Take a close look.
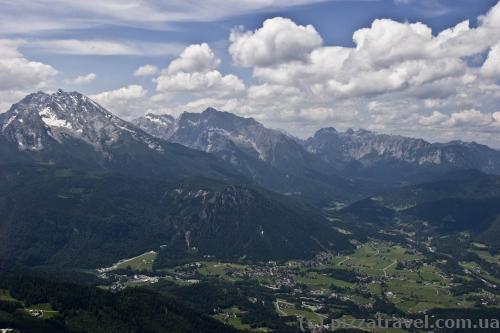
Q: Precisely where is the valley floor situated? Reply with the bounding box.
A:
[93,226,500,332]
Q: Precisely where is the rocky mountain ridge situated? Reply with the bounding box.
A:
[1,89,163,153]
[0,90,241,183]
[134,107,500,187]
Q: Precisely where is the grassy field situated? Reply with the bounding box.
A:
[0,289,17,302]
[471,249,500,265]
[333,227,352,235]
[418,266,446,283]
[385,279,460,313]
[213,307,269,332]
[275,300,326,325]
[0,289,61,320]
[24,303,60,319]
[196,261,247,282]
[332,242,423,278]
[471,242,489,250]
[115,251,157,271]
[295,271,353,289]
[460,261,500,284]
[317,241,477,313]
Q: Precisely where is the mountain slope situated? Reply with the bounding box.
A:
[359,169,500,210]
[155,177,353,264]
[133,108,361,205]
[1,89,160,153]
[131,113,176,139]
[0,90,242,183]
[304,127,500,185]
[134,108,302,166]
[135,108,500,202]
[0,166,352,268]
[341,170,500,247]
[0,273,241,333]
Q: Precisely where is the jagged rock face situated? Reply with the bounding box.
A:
[304,127,500,175]
[0,89,163,153]
[169,108,303,167]
[131,113,176,141]
[0,90,243,184]
[135,108,500,176]
[133,106,500,193]
[132,108,358,204]
[305,128,433,167]
[133,107,313,169]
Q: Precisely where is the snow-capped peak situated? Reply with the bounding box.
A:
[0,90,163,153]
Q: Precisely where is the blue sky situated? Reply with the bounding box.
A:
[1,0,500,146]
[13,0,498,93]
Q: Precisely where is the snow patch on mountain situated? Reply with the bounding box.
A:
[0,89,166,153]
[39,107,74,130]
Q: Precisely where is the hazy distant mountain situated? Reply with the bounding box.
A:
[133,108,361,205]
[0,90,239,182]
[304,127,500,184]
[341,170,500,247]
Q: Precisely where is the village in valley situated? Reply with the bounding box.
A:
[95,233,500,332]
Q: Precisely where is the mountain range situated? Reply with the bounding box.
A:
[1,89,500,267]
[0,90,240,183]
[134,108,360,206]
[2,89,500,204]
[0,90,353,268]
[133,108,500,190]
[304,127,500,185]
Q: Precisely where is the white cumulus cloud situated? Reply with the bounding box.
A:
[0,39,58,91]
[229,17,322,67]
[155,43,244,96]
[156,71,244,94]
[91,85,146,107]
[65,73,96,85]
[214,1,500,146]
[167,43,220,74]
[444,109,493,127]
[481,43,500,79]
[134,64,158,77]
[418,111,448,126]
[90,85,152,119]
